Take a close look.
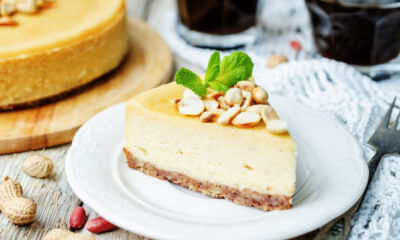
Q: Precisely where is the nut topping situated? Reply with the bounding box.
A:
[252,87,268,104]
[217,96,230,110]
[1,0,17,16]
[217,104,240,125]
[173,74,289,131]
[200,109,225,123]
[261,105,279,123]
[232,112,261,127]
[0,15,16,25]
[203,99,219,111]
[0,0,55,26]
[16,0,37,13]
[178,97,205,116]
[266,120,288,134]
[224,88,243,107]
[240,90,253,111]
[237,81,256,92]
[246,104,269,114]
[206,91,224,100]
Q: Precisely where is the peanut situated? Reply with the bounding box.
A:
[261,105,279,123]
[267,120,288,134]
[23,153,54,178]
[0,0,55,27]
[224,88,243,106]
[1,0,17,16]
[85,217,116,234]
[2,197,36,225]
[246,104,269,114]
[232,112,261,128]
[0,176,23,208]
[252,87,269,104]
[178,97,205,116]
[240,90,253,111]
[206,91,224,100]
[217,96,229,110]
[0,16,16,25]
[217,104,241,125]
[266,54,288,68]
[237,81,256,92]
[43,228,95,240]
[202,99,219,111]
[69,206,87,229]
[0,177,36,225]
[200,109,225,123]
[16,0,37,13]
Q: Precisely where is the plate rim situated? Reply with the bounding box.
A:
[66,96,368,240]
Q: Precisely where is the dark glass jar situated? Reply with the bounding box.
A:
[177,0,260,49]
[306,0,400,66]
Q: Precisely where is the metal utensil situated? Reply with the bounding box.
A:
[313,98,400,240]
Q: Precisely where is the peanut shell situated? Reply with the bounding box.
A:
[23,153,54,178]
[0,176,23,208]
[2,197,36,225]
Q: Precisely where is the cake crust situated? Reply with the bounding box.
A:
[123,148,292,211]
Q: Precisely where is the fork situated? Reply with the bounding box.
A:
[313,97,400,240]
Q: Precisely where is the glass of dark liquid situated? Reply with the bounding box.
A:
[177,0,261,49]
[305,0,400,79]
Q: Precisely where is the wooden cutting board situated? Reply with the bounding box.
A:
[0,18,173,154]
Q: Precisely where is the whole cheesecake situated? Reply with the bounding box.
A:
[0,0,129,110]
[124,81,297,211]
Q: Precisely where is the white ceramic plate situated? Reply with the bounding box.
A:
[65,95,368,240]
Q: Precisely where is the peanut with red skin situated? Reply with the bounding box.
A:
[69,207,87,229]
[85,217,116,234]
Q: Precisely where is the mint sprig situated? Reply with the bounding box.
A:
[174,51,254,97]
[204,51,220,85]
[175,68,207,97]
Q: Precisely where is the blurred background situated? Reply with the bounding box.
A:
[127,0,400,90]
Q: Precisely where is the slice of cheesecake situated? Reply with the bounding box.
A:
[124,81,297,211]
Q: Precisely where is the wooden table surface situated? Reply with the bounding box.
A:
[0,1,199,239]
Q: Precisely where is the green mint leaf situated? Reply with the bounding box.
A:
[204,50,220,84]
[175,67,207,97]
[207,81,230,93]
[214,51,254,87]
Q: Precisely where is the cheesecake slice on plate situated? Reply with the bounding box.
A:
[124,51,297,211]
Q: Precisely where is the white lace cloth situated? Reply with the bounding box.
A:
[153,1,400,239]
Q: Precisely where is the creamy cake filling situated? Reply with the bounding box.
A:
[124,149,292,211]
